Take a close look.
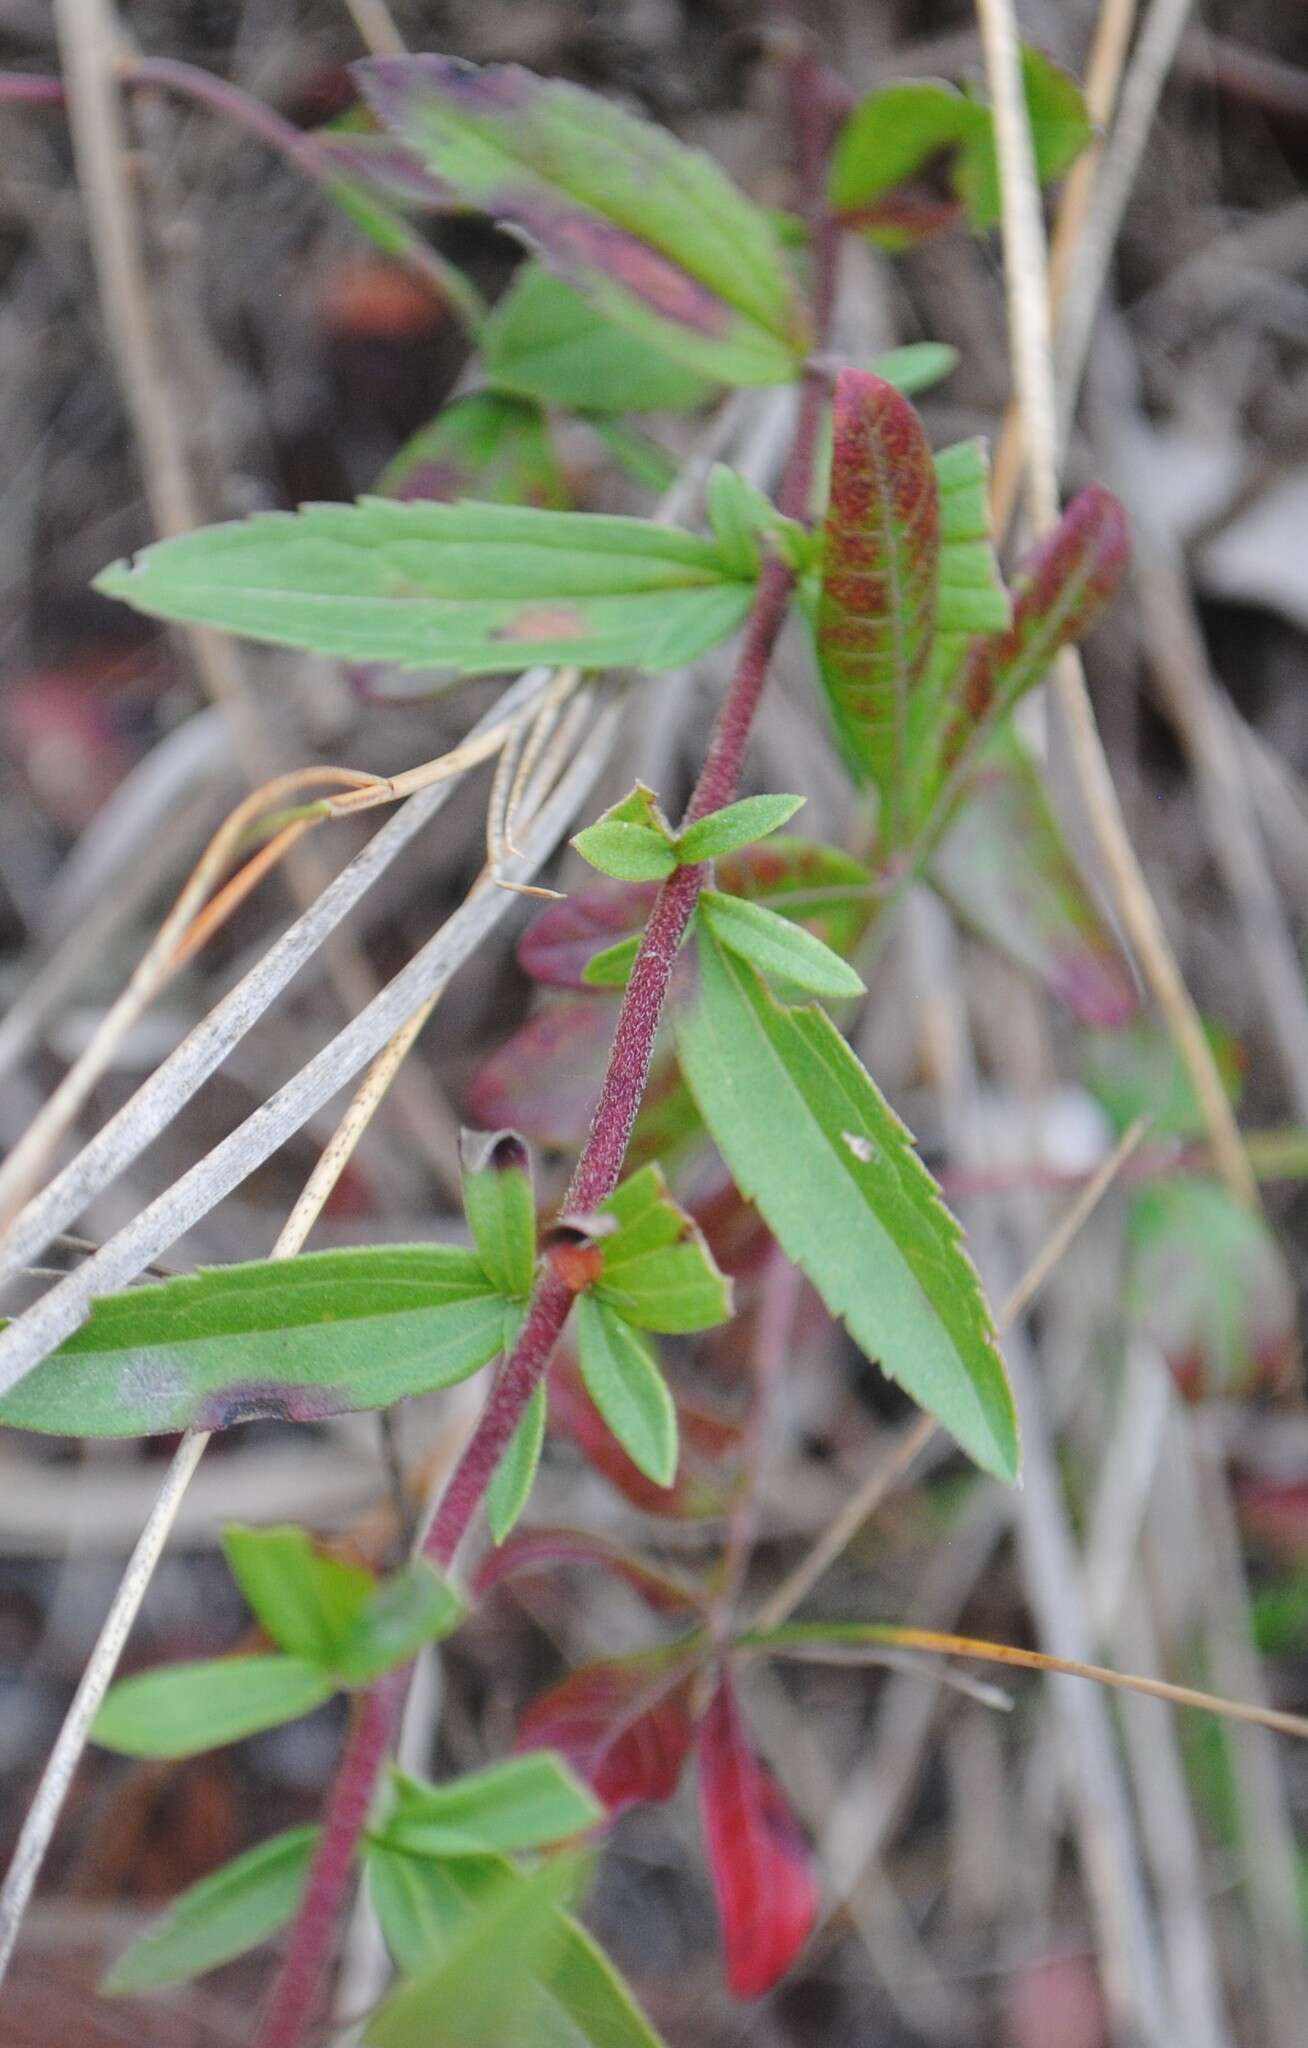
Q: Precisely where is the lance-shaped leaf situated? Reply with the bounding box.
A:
[548,1352,728,1519]
[698,890,866,1000]
[460,1129,537,1299]
[0,1245,510,1437]
[365,1844,666,2048]
[94,501,754,679]
[93,1656,335,1759]
[696,1673,817,2000]
[1125,1177,1297,1402]
[576,1295,677,1486]
[673,928,1018,1481]
[483,260,716,414]
[103,1826,318,1994]
[385,1756,601,1858]
[222,1524,374,1665]
[574,784,678,882]
[520,839,875,991]
[486,1382,548,1546]
[929,723,1138,1025]
[356,56,809,387]
[815,371,940,843]
[675,793,805,865]
[931,485,1130,795]
[516,1652,700,1816]
[593,1161,733,1335]
[376,390,569,509]
[332,1561,465,1683]
[474,1526,703,1614]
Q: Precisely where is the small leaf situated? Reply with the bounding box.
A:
[706,467,813,578]
[582,934,642,989]
[222,1524,374,1665]
[0,1245,511,1438]
[103,1827,318,1993]
[460,1128,537,1299]
[576,1295,678,1486]
[829,80,987,221]
[377,390,569,509]
[1083,1016,1244,1141]
[516,1652,700,1815]
[675,793,805,865]
[474,1526,702,1614]
[673,929,1018,1481]
[356,56,809,388]
[929,723,1138,1025]
[384,1755,601,1858]
[95,501,754,680]
[484,262,717,414]
[548,1351,726,1519]
[487,1382,548,1545]
[365,1848,583,2048]
[955,48,1093,231]
[815,370,940,845]
[1125,1177,1296,1401]
[593,1161,733,1334]
[520,839,874,990]
[696,1673,817,1999]
[366,1843,667,2048]
[333,1561,464,1683]
[932,485,1130,794]
[93,1655,334,1759]
[865,342,959,395]
[573,784,677,881]
[698,889,866,999]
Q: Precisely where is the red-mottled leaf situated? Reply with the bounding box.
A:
[549,1350,729,1518]
[356,56,808,387]
[696,1673,817,1999]
[516,1653,700,1816]
[519,840,873,990]
[467,998,617,1149]
[474,1526,703,1614]
[929,723,1138,1025]
[816,370,940,846]
[931,486,1129,795]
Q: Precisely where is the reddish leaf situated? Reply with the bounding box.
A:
[517,1653,699,1816]
[518,840,873,990]
[549,1351,728,1518]
[1234,1478,1308,1564]
[466,998,617,1148]
[473,1527,702,1614]
[934,485,1129,785]
[696,1673,818,1999]
[816,369,940,842]
[929,723,1138,1026]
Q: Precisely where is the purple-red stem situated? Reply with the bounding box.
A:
[255,48,842,2048]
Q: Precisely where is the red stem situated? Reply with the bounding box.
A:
[256,42,844,2048]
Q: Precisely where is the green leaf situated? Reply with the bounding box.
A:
[487,1381,548,1544]
[933,439,1010,638]
[574,784,678,881]
[1125,1177,1296,1401]
[377,391,569,510]
[829,80,988,219]
[384,1756,602,1857]
[676,793,805,865]
[365,1848,583,2047]
[93,1655,335,1759]
[333,1561,465,1684]
[483,262,716,414]
[1083,1016,1244,1141]
[222,1524,374,1665]
[929,484,1129,802]
[705,466,813,578]
[955,47,1093,231]
[815,370,940,844]
[673,929,1018,1481]
[581,934,642,989]
[356,56,809,388]
[698,889,866,999]
[103,1827,317,1993]
[0,1244,511,1437]
[576,1294,678,1487]
[460,1128,537,1299]
[866,342,959,396]
[94,500,755,679]
[366,1844,664,2048]
[929,723,1137,1025]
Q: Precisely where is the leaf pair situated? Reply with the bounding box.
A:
[94,1525,463,1760]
